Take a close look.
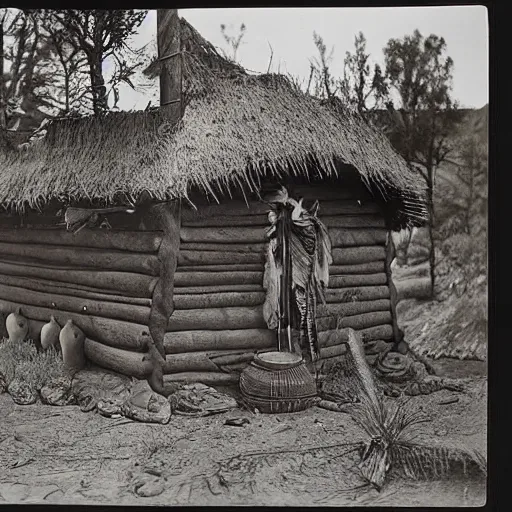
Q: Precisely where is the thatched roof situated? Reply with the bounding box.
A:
[0,18,427,226]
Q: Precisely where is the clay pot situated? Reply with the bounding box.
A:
[5,307,29,342]
[59,319,86,372]
[41,316,61,350]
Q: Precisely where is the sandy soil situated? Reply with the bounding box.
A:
[0,358,487,507]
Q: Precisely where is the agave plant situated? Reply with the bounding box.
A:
[350,391,486,490]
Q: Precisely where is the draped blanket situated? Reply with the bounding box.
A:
[263,187,332,361]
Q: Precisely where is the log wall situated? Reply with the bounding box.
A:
[294,181,396,368]
[158,178,397,384]
[0,217,162,360]
[1,176,399,384]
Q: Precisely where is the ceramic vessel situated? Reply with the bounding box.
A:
[59,319,86,372]
[5,307,29,342]
[41,316,61,350]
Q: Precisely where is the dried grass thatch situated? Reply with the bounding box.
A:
[0,18,427,226]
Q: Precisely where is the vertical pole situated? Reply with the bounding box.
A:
[278,205,293,352]
[145,9,183,396]
[157,9,182,120]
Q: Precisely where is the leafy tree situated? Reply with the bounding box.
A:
[339,32,388,117]
[220,23,246,63]
[44,10,147,114]
[383,29,462,297]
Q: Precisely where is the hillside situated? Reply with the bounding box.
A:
[393,104,488,361]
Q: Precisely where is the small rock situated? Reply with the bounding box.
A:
[8,379,38,405]
[406,383,420,396]
[0,371,7,394]
[224,417,250,427]
[40,377,76,406]
[97,399,124,417]
[135,480,165,497]
[396,340,409,355]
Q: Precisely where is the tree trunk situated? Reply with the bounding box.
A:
[89,52,108,114]
[426,175,436,298]
[0,15,6,128]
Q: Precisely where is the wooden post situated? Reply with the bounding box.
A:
[385,230,402,347]
[157,9,182,121]
[145,9,183,396]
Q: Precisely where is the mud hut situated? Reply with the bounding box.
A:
[0,17,427,390]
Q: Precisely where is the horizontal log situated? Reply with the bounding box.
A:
[0,298,149,351]
[180,242,267,253]
[317,299,391,318]
[319,343,348,360]
[174,284,264,294]
[291,185,371,201]
[325,285,390,303]
[320,216,385,228]
[328,273,388,288]
[178,250,264,266]
[0,242,159,275]
[331,246,386,265]
[164,328,276,354]
[0,260,157,298]
[176,264,263,272]
[319,324,394,348]
[182,201,269,220]
[0,283,151,326]
[316,311,392,332]
[163,372,239,385]
[315,201,381,216]
[209,351,261,366]
[182,215,270,227]
[174,271,263,287]
[174,292,265,310]
[180,227,267,244]
[328,228,387,248]
[395,278,432,301]
[0,274,152,307]
[168,306,266,331]
[329,262,386,275]
[0,228,162,253]
[164,354,222,374]
[84,338,152,380]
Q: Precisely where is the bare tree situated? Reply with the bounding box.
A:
[220,23,246,63]
[339,32,388,118]
[310,32,336,100]
[44,10,147,115]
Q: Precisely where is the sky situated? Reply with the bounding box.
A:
[118,5,488,111]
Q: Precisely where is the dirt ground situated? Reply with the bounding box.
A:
[0,357,487,507]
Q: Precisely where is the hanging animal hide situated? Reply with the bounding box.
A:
[64,206,136,234]
[262,187,332,361]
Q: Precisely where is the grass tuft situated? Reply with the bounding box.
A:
[0,337,64,391]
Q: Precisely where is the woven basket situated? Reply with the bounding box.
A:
[239,351,318,414]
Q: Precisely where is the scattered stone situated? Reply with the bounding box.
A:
[395,340,409,355]
[135,479,165,498]
[8,379,38,405]
[173,383,238,417]
[0,371,6,394]
[224,417,250,427]
[97,398,124,417]
[40,376,76,406]
[406,382,421,396]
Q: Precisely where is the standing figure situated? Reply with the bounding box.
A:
[263,187,332,362]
